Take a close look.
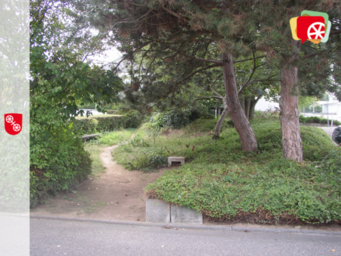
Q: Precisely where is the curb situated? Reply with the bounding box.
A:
[30,214,341,236]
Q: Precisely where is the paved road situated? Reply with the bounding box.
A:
[30,218,341,256]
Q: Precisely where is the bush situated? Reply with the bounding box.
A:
[299,115,341,126]
[72,118,98,135]
[72,111,142,135]
[305,116,322,123]
[150,108,209,130]
[30,128,92,208]
[299,115,306,123]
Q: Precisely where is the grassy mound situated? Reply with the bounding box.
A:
[113,117,340,224]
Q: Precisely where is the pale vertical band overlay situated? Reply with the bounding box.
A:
[0,0,30,255]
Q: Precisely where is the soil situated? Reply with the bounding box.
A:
[31,145,175,222]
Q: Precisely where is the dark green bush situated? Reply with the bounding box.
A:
[72,118,98,135]
[299,115,341,126]
[72,111,142,135]
[305,116,321,123]
[299,115,306,123]
[150,108,209,130]
[30,128,92,208]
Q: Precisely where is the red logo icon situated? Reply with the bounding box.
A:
[4,113,22,135]
[297,16,325,44]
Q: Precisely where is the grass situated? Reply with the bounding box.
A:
[84,144,105,178]
[84,129,136,177]
[113,116,341,224]
[85,129,136,146]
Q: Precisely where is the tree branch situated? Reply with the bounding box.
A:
[212,88,223,98]
[301,48,335,60]
[193,96,223,102]
[238,52,257,95]
[233,55,265,64]
[168,46,223,65]
[175,63,222,85]
[111,42,150,71]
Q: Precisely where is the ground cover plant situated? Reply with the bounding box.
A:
[113,117,341,224]
[84,129,136,177]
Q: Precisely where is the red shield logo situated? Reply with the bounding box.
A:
[4,113,22,135]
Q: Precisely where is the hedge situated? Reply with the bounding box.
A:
[30,128,92,208]
[72,111,141,135]
[299,115,341,126]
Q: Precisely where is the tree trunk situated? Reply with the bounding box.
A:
[280,39,303,162]
[221,51,258,152]
[249,95,262,120]
[212,96,228,140]
[249,99,256,120]
[245,96,251,120]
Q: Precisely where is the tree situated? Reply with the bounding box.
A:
[79,0,274,152]
[249,1,341,162]
[30,0,124,206]
[78,0,341,158]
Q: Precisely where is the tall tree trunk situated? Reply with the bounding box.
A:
[280,39,303,162]
[212,96,228,140]
[246,96,251,120]
[249,96,261,120]
[222,51,258,152]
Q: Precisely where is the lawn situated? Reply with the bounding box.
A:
[112,116,341,224]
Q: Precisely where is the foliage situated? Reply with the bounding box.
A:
[149,108,208,130]
[96,129,135,146]
[30,128,92,208]
[72,113,141,135]
[30,0,123,207]
[119,118,339,224]
[146,160,341,224]
[113,118,335,171]
[83,145,105,178]
[299,115,341,126]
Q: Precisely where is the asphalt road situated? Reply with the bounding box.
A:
[30,218,341,256]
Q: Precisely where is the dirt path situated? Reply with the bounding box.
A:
[31,144,172,222]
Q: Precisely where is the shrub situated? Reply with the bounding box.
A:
[30,127,92,208]
[150,108,209,130]
[299,115,341,126]
[72,118,98,135]
[305,116,321,123]
[299,115,306,123]
[72,111,142,135]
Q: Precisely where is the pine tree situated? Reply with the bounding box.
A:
[78,0,341,158]
[248,1,341,161]
[80,0,270,152]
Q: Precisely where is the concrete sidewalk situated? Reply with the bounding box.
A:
[30,217,341,256]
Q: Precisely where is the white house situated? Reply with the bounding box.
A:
[319,101,341,115]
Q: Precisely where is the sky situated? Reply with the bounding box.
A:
[87,47,122,68]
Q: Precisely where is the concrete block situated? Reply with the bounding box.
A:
[168,156,185,167]
[171,205,203,224]
[146,199,170,223]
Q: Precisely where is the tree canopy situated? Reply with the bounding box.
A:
[75,0,341,159]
